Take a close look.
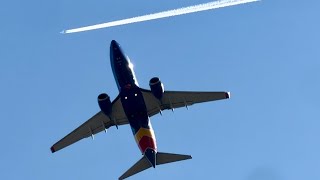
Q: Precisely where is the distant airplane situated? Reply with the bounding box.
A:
[51,40,230,179]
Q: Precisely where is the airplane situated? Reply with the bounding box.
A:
[51,40,230,179]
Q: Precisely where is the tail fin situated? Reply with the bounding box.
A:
[119,152,191,180]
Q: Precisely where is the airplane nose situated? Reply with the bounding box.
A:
[110,40,119,50]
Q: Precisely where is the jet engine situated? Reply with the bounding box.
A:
[98,93,112,116]
[149,77,164,99]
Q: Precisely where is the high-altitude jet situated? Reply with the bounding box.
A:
[51,40,230,179]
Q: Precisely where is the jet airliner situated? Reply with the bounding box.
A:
[51,40,230,179]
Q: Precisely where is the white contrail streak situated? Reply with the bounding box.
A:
[62,0,259,34]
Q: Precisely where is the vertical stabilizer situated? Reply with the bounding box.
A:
[144,148,156,168]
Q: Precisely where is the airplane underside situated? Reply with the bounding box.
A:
[50,40,230,179]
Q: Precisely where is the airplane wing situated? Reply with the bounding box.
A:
[51,95,128,153]
[140,89,230,117]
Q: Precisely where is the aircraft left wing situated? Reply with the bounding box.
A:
[140,89,230,117]
[51,95,128,153]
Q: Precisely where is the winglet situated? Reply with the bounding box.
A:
[50,146,56,153]
[225,92,231,99]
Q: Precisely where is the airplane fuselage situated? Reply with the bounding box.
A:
[110,40,157,162]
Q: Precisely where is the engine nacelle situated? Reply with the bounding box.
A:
[98,93,112,116]
[149,77,164,99]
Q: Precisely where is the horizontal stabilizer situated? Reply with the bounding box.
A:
[119,152,191,179]
[156,152,192,165]
[119,156,151,180]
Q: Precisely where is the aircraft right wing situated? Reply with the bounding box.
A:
[140,89,230,117]
[50,95,128,153]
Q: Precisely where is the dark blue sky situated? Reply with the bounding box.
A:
[1,0,320,179]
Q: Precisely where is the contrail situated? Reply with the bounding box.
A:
[61,0,259,34]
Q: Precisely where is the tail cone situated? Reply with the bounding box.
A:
[144,148,156,168]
